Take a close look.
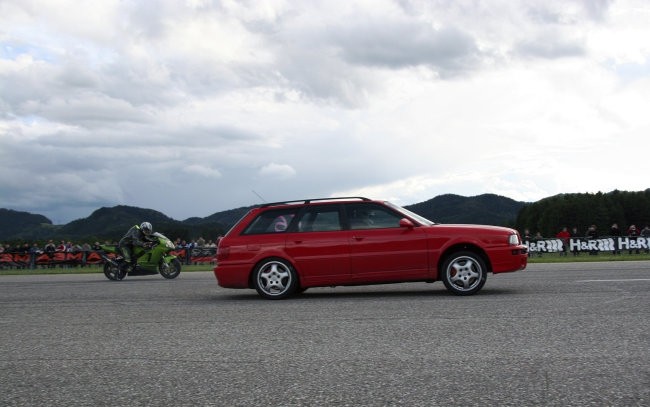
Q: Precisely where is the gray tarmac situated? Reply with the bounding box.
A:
[1,261,649,406]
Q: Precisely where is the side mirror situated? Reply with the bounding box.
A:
[399,218,415,229]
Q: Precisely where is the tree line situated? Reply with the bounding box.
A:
[515,189,650,237]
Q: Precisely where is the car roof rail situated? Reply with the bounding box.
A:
[260,197,371,208]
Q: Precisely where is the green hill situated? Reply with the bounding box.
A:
[405,193,524,226]
[3,189,649,242]
[0,209,54,240]
[0,194,522,242]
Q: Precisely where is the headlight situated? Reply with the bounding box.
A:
[508,233,520,245]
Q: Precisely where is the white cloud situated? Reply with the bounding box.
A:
[259,163,296,179]
[182,164,222,179]
[1,0,650,223]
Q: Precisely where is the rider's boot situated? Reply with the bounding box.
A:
[119,257,133,278]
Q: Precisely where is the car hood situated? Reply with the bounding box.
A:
[424,223,517,235]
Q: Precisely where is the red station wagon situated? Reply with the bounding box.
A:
[214,197,527,299]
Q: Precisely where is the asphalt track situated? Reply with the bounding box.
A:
[1,262,649,406]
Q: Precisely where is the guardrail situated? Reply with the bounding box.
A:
[0,247,218,269]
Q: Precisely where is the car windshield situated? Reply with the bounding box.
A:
[385,201,436,226]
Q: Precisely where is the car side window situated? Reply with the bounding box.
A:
[345,203,402,230]
[297,207,342,232]
[242,208,298,234]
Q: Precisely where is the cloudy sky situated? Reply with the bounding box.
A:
[1,0,649,224]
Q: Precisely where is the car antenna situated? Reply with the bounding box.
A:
[252,190,267,203]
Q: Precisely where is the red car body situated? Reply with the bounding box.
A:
[214,197,527,299]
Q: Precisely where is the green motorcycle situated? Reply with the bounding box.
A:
[98,232,182,281]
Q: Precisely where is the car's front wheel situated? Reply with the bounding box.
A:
[252,258,298,299]
[441,251,487,295]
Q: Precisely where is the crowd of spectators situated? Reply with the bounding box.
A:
[172,237,218,250]
[1,236,221,270]
[0,237,220,255]
[0,240,92,255]
[523,223,650,257]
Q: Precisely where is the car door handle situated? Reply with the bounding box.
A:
[352,236,364,241]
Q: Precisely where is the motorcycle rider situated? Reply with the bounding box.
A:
[119,222,155,269]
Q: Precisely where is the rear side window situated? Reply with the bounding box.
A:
[297,206,342,232]
[345,203,402,230]
[242,208,299,235]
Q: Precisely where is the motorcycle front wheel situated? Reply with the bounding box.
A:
[103,262,126,281]
[159,258,181,279]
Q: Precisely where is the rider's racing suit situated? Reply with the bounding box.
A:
[119,224,153,264]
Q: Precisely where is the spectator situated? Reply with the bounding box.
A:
[56,240,66,252]
[29,243,42,255]
[586,225,597,238]
[44,240,56,253]
[586,225,598,255]
[556,227,570,256]
[641,225,650,253]
[533,232,544,257]
[570,227,580,256]
[69,242,83,252]
[609,223,621,254]
[627,225,640,254]
[44,240,56,268]
[196,236,206,247]
[641,225,650,237]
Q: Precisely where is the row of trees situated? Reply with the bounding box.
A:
[515,189,650,237]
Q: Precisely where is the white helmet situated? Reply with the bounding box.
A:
[140,222,153,235]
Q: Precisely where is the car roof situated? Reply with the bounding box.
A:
[259,197,373,208]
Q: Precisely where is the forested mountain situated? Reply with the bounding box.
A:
[0,206,232,243]
[0,194,523,242]
[515,189,650,237]
[0,209,53,240]
[60,206,181,239]
[405,194,523,226]
[183,206,252,230]
[2,189,649,242]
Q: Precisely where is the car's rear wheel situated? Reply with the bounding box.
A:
[441,251,487,295]
[253,258,298,299]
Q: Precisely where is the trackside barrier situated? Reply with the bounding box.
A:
[0,248,218,269]
[525,236,650,253]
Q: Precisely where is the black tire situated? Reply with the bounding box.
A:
[159,258,181,279]
[441,251,487,295]
[103,262,126,281]
[252,258,298,299]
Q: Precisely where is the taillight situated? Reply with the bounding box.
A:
[217,246,230,260]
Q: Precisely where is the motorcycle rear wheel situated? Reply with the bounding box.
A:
[159,258,181,279]
[103,262,126,281]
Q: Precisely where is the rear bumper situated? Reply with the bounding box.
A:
[213,263,251,288]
